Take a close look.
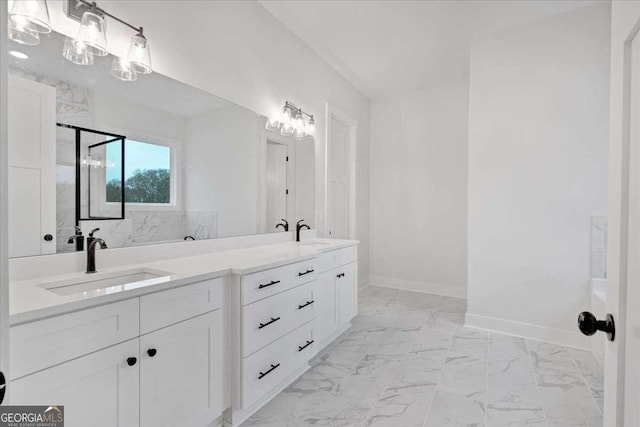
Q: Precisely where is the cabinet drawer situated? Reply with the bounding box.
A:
[10,299,139,379]
[315,246,358,273]
[242,281,316,357]
[241,321,314,409]
[241,260,316,305]
[140,278,222,335]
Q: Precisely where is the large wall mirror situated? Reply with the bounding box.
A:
[7,30,315,257]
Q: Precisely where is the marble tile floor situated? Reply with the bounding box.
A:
[242,285,604,427]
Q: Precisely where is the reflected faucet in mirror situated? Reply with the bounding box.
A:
[296,220,310,242]
[87,228,101,249]
[67,226,85,251]
[86,238,108,274]
[276,219,289,231]
[184,236,195,241]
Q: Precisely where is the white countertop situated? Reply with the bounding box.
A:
[10,238,358,325]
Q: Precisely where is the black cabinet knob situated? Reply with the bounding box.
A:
[126,357,137,366]
[43,234,53,241]
[578,312,615,341]
[147,348,157,358]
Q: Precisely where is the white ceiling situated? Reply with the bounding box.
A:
[259,0,604,99]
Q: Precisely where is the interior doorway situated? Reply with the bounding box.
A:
[326,104,356,240]
[265,140,289,233]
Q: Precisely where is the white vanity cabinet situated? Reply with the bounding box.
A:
[314,246,358,346]
[9,278,224,427]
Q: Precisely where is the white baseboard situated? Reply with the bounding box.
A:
[464,312,591,350]
[369,276,467,299]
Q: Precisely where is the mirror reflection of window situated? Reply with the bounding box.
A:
[106,140,172,205]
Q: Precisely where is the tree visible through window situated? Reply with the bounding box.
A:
[106,140,171,204]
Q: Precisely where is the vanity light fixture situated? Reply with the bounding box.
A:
[8,0,52,45]
[266,102,315,139]
[61,0,152,81]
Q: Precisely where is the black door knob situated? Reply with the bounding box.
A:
[43,234,53,241]
[0,371,5,405]
[147,348,157,357]
[126,357,137,366]
[578,312,615,341]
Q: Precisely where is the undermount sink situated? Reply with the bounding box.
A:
[40,268,173,296]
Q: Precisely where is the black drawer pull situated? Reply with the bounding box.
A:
[336,273,345,278]
[298,300,315,310]
[298,269,315,277]
[258,280,280,289]
[298,340,314,352]
[258,363,280,379]
[258,317,281,329]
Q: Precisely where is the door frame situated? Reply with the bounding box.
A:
[606,5,640,426]
[257,130,296,233]
[0,2,10,400]
[325,103,357,240]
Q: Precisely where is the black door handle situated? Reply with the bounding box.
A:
[258,317,281,329]
[0,371,5,405]
[258,280,280,289]
[127,357,137,366]
[147,348,157,358]
[298,269,314,277]
[298,300,314,310]
[578,312,615,341]
[258,363,280,379]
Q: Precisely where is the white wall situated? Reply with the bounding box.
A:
[184,105,260,238]
[44,0,371,285]
[466,4,611,348]
[369,81,469,298]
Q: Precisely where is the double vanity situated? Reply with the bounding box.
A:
[7,238,358,426]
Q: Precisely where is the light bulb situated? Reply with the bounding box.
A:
[111,56,138,82]
[75,11,108,56]
[280,121,294,136]
[63,37,94,66]
[282,107,292,124]
[294,112,304,130]
[307,116,316,135]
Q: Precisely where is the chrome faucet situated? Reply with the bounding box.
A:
[86,238,108,274]
[296,220,310,242]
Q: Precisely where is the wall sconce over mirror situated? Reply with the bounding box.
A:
[265,102,316,141]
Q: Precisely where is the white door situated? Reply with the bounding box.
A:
[606,5,640,426]
[9,339,140,427]
[336,262,357,326]
[265,141,288,232]
[328,117,350,239]
[140,311,223,427]
[7,75,56,257]
[313,272,338,344]
[619,26,640,427]
[0,5,9,403]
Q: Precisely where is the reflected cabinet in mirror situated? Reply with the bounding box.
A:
[7,31,315,257]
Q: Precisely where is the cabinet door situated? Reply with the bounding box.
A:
[9,339,140,427]
[140,310,223,427]
[337,262,358,326]
[314,272,338,344]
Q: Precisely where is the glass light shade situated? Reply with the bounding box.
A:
[126,33,152,74]
[281,107,292,125]
[294,113,305,130]
[294,127,306,141]
[63,37,94,66]
[280,122,294,137]
[75,11,108,56]
[307,118,316,135]
[8,15,40,45]
[265,117,280,131]
[111,57,137,82]
[9,0,51,34]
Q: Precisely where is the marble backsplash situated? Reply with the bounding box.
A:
[71,210,218,251]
